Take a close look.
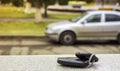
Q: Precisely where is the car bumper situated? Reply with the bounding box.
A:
[45,33,59,42]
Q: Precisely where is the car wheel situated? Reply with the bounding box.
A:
[117,34,120,44]
[59,31,76,45]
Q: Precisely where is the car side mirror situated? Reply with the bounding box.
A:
[81,21,87,24]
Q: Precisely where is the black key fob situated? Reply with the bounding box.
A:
[57,52,99,68]
[57,57,89,68]
[75,52,99,62]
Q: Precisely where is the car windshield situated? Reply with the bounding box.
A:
[70,13,87,22]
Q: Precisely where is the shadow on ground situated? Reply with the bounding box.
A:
[49,40,120,46]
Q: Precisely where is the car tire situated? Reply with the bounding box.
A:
[59,31,76,45]
[117,34,120,44]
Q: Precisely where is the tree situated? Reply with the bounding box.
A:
[58,0,68,5]
[34,0,43,23]
[0,0,11,4]
[24,0,32,14]
[43,0,69,17]
[85,0,94,3]
[43,0,56,17]
[117,0,120,4]
[28,0,35,6]
[12,0,23,7]
[28,0,56,23]
[29,0,69,23]
[101,0,104,6]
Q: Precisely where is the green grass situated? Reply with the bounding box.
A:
[48,13,80,19]
[0,6,80,19]
[0,21,54,36]
[0,6,81,36]
[0,6,34,18]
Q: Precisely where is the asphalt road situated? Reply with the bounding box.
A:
[0,37,119,55]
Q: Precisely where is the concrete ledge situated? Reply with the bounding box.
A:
[0,36,48,46]
[0,35,45,38]
[0,54,119,71]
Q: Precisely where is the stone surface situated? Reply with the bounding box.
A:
[0,40,20,45]
[78,45,120,54]
[0,54,119,71]
[52,46,81,54]
[31,49,53,55]
[0,38,120,55]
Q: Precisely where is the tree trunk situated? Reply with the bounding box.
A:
[118,0,120,4]
[44,3,48,18]
[35,8,42,23]
[34,0,43,23]
[24,0,31,14]
[0,1,1,5]
[23,0,27,5]
[101,0,104,7]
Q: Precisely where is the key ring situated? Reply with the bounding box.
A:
[87,54,95,67]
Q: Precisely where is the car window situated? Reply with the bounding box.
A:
[105,14,120,22]
[86,14,101,23]
[70,13,87,22]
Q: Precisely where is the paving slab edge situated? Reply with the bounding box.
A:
[0,35,46,38]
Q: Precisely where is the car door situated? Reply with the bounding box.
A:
[102,13,120,40]
[78,13,104,40]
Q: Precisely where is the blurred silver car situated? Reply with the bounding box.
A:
[45,11,120,45]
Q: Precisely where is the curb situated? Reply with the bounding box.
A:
[0,35,46,38]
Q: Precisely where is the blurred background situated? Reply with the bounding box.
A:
[0,0,120,55]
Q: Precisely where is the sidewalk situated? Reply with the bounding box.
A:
[0,54,119,71]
